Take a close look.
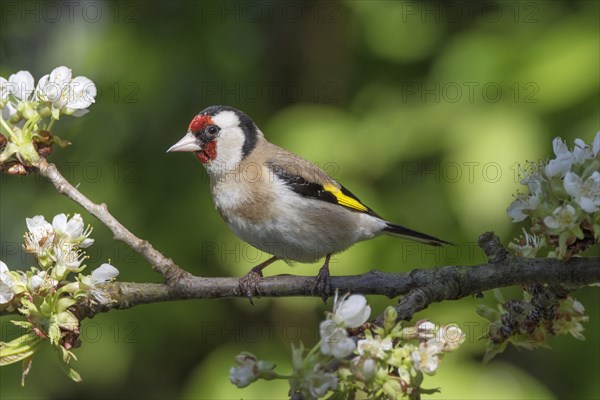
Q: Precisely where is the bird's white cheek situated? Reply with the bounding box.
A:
[205,128,245,175]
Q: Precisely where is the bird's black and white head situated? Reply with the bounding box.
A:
[167,105,260,175]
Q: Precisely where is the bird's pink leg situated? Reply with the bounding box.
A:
[313,254,333,302]
[237,256,278,304]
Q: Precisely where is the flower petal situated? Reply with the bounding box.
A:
[0,76,8,103]
[506,199,528,222]
[578,197,599,213]
[544,216,560,230]
[563,171,582,198]
[552,137,568,157]
[64,214,84,238]
[336,294,371,328]
[26,215,52,233]
[546,137,574,177]
[91,263,119,283]
[66,76,96,109]
[0,281,14,304]
[8,70,35,101]
[0,260,8,276]
[52,213,68,233]
[49,66,72,86]
[593,131,600,157]
[0,261,14,304]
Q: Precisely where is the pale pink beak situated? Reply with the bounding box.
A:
[167,132,202,153]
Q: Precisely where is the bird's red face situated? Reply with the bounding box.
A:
[188,115,217,164]
[167,113,222,164]
[168,106,259,174]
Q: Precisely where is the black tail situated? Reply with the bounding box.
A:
[383,222,452,246]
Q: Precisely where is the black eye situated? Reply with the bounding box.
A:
[206,125,219,135]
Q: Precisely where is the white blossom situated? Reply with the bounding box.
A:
[573,138,593,165]
[8,71,35,101]
[1,71,36,120]
[28,270,58,292]
[333,293,371,328]
[24,215,55,257]
[507,198,530,222]
[24,214,94,259]
[305,364,338,398]
[36,66,96,117]
[572,299,586,314]
[79,263,119,303]
[52,243,86,276]
[592,131,600,158]
[0,76,7,105]
[544,204,578,230]
[0,261,14,304]
[357,337,393,360]
[26,215,53,238]
[545,137,574,178]
[52,213,94,247]
[564,171,600,213]
[411,341,442,375]
[350,356,378,381]
[319,320,356,359]
[229,353,275,389]
[91,263,119,283]
[229,353,260,388]
[507,173,543,222]
[361,358,377,381]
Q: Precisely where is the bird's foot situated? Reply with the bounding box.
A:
[237,270,263,305]
[235,256,278,305]
[312,256,333,303]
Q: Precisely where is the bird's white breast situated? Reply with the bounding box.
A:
[211,170,386,263]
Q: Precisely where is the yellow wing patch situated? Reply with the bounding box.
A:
[322,183,369,213]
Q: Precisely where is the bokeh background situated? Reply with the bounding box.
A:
[1,0,599,399]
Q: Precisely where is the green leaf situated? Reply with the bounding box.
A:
[383,306,398,334]
[56,310,79,331]
[48,321,61,346]
[56,345,78,363]
[476,304,500,322]
[57,297,77,312]
[53,345,83,382]
[0,333,43,366]
[483,340,507,364]
[11,320,33,330]
[493,289,505,303]
[67,367,82,382]
[51,134,71,148]
[420,386,441,395]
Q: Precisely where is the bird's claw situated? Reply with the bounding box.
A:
[237,270,263,305]
[312,266,332,303]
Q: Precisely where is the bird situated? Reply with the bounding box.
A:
[167,105,450,302]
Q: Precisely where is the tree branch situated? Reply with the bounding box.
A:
[37,159,190,284]
[83,248,598,320]
[25,161,600,323]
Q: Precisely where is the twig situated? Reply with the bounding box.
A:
[80,249,598,320]
[36,159,190,284]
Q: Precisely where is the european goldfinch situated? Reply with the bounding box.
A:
[168,105,450,301]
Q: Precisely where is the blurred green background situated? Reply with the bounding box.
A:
[1,0,599,399]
